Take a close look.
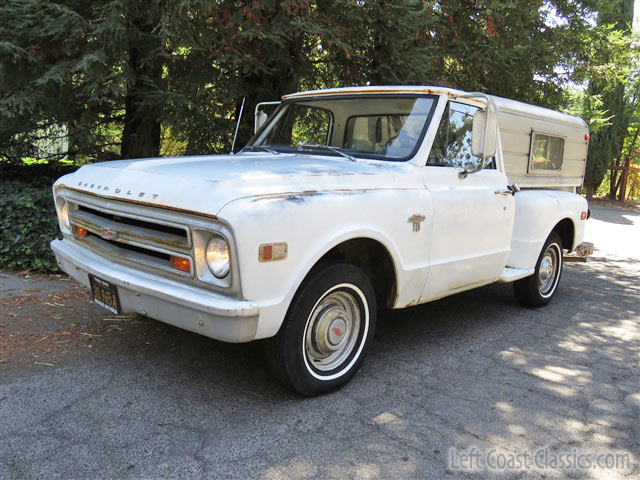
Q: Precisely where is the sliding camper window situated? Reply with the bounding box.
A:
[427,102,495,169]
[529,132,564,171]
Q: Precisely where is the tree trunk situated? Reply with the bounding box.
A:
[120,16,162,160]
[586,185,594,199]
[609,162,620,199]
[617,127,640,201]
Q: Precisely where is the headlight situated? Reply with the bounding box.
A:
[205,235,230,278]
[58,198,70,233]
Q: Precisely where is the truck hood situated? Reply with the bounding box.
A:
[55,153,397,217]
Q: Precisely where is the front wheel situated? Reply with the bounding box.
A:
[264,263,376,396]
[513,232,563,307]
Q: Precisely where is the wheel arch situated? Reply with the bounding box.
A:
[553,217,575,251]
[261,234,399,340]
[313,237,398,309]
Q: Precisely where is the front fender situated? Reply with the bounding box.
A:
[217,187,433,338]
[507,190,587,270]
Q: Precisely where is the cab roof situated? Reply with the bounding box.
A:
[282,86,587,129]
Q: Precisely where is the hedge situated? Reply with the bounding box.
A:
[0,163,76,272]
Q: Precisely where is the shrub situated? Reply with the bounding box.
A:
[0,180,61,272]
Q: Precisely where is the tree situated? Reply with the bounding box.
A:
[580,0,635,198]
[0,1,122,162]
[0,0,626,164]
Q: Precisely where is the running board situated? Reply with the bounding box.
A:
[498,267,534,283]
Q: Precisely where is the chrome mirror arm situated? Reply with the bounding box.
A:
[456,92,500,179]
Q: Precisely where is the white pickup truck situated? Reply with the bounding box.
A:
[51,86,593,395]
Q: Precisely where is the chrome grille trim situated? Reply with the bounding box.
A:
[70,208,190,251]
[82,235,193,277]
[67,198,194,278]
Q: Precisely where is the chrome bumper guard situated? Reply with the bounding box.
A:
[51,238,259,343]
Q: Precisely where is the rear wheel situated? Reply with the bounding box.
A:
[513,232,563,307]
[265,263,376,396]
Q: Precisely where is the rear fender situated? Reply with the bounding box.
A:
[507,190,587,270]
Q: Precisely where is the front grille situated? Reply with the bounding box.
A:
[93,233,171,261]
[68,199,193,276]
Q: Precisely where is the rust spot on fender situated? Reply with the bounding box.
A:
[250,188,401,205]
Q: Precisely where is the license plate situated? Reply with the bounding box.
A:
[89,274,121,314]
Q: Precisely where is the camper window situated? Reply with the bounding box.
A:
[530,133,564,171]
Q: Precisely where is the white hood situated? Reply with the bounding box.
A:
[55,153,397,217]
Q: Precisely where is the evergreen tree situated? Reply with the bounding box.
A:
[582,0,635,197]
[0,0,627,163]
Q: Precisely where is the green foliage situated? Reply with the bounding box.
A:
[0,1,126,163]
[0,180,61,272]
[1,0,614,162]
[575,0,637,196]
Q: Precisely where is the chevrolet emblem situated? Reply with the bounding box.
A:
[98,228,118,240]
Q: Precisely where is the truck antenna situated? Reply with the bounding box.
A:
[231,97,246,154]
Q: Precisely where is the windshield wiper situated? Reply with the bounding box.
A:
[238,145,281,155]
[298,144,357,162]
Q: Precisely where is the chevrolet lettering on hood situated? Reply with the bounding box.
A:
[76,181,159,199]
[50,85,594,397]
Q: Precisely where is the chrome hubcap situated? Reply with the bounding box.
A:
[305,290,361,372]
[538,244,560,296]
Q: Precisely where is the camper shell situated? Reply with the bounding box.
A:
[494,96,589,191]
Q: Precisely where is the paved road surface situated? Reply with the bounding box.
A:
[1,205,638,479]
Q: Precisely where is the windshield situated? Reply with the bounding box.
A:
[247,95,436,161]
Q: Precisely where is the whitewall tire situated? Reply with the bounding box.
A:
[514,232,564,307]
[265,263,376,396]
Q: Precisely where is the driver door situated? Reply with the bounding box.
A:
[420,101,514,302]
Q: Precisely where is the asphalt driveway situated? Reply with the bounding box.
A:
[1,204,638,479]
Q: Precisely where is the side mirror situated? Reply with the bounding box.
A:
[253,101,281,134]
[472,109,498,159]
[254,110,268,133]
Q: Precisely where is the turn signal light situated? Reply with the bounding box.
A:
[74,226,88,238]
[170,255,191,273]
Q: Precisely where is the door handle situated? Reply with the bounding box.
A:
[495,184,520,196]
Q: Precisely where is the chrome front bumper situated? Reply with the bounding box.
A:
[51,238,259,343]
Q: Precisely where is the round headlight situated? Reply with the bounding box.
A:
[59,199,70,232]
[205,235,230,278]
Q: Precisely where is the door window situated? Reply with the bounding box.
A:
[428,102,489,169]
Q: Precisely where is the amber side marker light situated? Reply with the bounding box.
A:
[259,243,288,262]
[74,226,88,238]
[170,256,191,273]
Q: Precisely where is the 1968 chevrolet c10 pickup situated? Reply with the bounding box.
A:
[51,86,594,395]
